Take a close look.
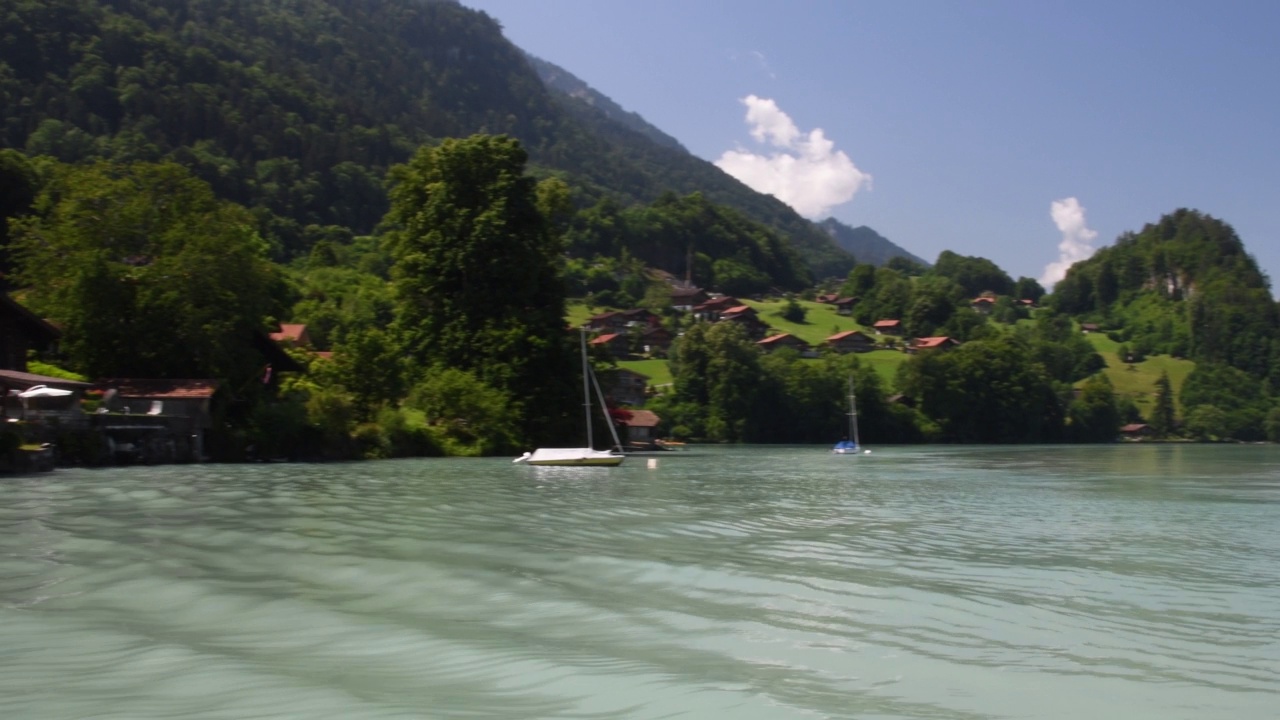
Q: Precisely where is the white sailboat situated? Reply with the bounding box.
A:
[514,330,625,467]
[832,375,870,455]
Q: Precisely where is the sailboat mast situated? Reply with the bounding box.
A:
[849,376,861,447]
[589,359,626,453]
[581,329,594,449]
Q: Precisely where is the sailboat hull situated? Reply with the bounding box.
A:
[517,448,625,466]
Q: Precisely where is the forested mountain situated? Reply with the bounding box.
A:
[1049,209,1280,440]
[1051,209,1278,377]
[0,0,859,279]
[817,219,928,269]
[524,54,686,154]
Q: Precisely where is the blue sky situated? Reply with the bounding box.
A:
[463,0,1280,290]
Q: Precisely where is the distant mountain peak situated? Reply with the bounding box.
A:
[524,54,686,153]
[816,218,928,268]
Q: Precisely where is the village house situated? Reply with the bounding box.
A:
[619,408,662,449]
[756,333,811,354]
[589,332,632,358]
[872,319,904,336]
[619,308,663,329]
[831,297,857,315]
[583,310,629,334]
[908,336,961,353]
[670,286,709,312]
[269,323,313,348]
[970,296,996,314]
[1119,423,1155,440]
[639,326,674,355]
[691,295,743,322]
[584,308,660,334]
[825,330,877,354]
[607,368,649,408]
[718,305,771,339]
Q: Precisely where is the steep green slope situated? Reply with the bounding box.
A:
[0,0,855,279]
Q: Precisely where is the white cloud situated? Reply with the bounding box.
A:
[1040,197,1099,288]
[715,95,870,219]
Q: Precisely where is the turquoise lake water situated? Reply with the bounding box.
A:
[1,444,1277,719]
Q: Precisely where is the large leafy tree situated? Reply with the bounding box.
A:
[11,160,286,383]
[931,250,1014,298]
[0,149,40,283]
[386,134,576,445]
[1150,371,1177,437]
[662,321,767,442]
[1067,374,1121,442]
[897,335,1064,443]
[1180,363,1271,441]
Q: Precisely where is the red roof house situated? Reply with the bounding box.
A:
[756,333,811,353]
[909,336,960,352]
[825,330,876,354]
[872,319,903,335]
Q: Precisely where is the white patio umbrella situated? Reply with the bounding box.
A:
[16,385,75,420]
[18,385,74,398]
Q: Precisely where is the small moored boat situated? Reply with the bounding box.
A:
[514,330,625,467]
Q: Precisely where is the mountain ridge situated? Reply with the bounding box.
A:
[816,218,930,269]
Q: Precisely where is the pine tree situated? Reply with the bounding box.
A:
[1150,371,1176,437]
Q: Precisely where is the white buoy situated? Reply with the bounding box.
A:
[647,458,658,469]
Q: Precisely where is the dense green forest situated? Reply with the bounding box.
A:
[0,0,860,279]
[3,0,1280,459]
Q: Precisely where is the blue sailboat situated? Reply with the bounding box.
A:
[832,376,869,455]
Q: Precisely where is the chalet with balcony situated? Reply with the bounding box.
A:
[825,330,876,354]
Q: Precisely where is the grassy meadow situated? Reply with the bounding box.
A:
[1084,331,1194,415]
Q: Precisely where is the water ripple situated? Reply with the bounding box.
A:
[1,445,1278,719]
